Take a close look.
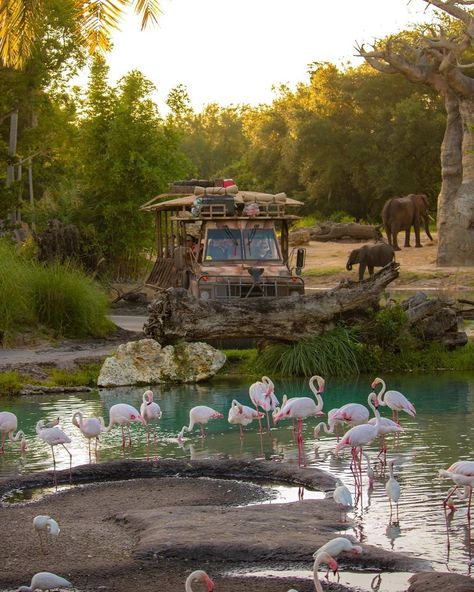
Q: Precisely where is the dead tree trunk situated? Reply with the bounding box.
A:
[309,222,382,242]
[144,263,399,344]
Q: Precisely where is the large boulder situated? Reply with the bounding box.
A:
[97,338,226,386]
[288,228,311,246]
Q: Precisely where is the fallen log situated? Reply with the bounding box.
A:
[144,262,399,344]
[309,221,382,242]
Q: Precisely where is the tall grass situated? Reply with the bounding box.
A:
[255,326,360,377]
[0,240,113,344]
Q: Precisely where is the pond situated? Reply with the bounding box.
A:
[1,372,473,583]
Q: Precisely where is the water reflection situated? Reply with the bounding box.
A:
[1,372,474,574]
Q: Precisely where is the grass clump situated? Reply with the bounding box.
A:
[0,240,113,344]
[0,371,22,396]
[48,364,101,387]
[255,326,360,378]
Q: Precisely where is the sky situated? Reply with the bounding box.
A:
[99,0,435,112]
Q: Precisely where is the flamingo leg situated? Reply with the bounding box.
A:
[443,485,458,551]
[239,425,244,440]
[200,424,205,438]
[61,443,72,484]
[127,425,132,447]
[88,438,91,462]
[254,404,263,433]
[0,431,6,453]
[468,487,472,530]
[265,411,271,435]
[121,425,125,448]
[95,437,99,460]
[51,445,57,488]
[37,530,46,553]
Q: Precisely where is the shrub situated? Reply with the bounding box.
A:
[48,364,101,387]
[0,371,22,396]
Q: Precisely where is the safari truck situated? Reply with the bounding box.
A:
[141,180,306,300]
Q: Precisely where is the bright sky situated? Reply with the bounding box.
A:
[101,0,435,112]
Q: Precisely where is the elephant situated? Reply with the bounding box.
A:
[346,242,395,281]
[381,193,433,251]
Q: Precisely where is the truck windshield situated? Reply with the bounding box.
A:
[204,228,281,261]
[204,228,243,261]
[243,228,280,260]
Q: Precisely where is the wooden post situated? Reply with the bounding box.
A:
[28,158,35,231]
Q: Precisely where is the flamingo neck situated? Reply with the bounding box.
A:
[368,395,381,428]
[375,379,386,405]
[72,411,83,429]
[312,554,328,592]
[314,421,332,435]
[309,377,324,411]
[9,429,25,442]
[388,461,395,480]
[185,571,206,592]
[179,419,195,439]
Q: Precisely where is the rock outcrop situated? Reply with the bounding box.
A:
[97,338,226,386]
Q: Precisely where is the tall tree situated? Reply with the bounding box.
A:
[358,0,474,266]
[0,0,160,69]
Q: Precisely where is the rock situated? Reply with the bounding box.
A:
[408,572,474,592]
[97,338,226,386]
[288,228,311,246]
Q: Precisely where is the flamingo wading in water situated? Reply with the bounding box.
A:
[228,399,263,439]
[249,375,277,432]
[184,570,214,591]
[439,459,474,546]
[72,411,104,459]
[0,411,27,453]
[140,390,162,445]
[178,406,223,441]
[104,403,144,448]
[371,377,416,424]
[36,420,72,486]
[385,459,401,524]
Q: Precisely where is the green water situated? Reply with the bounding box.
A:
[1,372,474,582]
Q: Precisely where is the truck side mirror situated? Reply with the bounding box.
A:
[295,248,306,276]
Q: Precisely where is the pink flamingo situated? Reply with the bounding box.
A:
[104,403,144,448]
[439,460,474,548]
[185,570,214,591]
[72,411,104,459]
[140,390,162,444]
[314,537,362,581]
[371,377,416,423]
[228,399,264,439]
[368,413,405,462]
[36,420,72,486]
[312,551,341,592]
[0,411,26,453]
[335,393,385,490]
[249,375,277,432]
[178,406,223,441]
[274,375,325,464]
[330,400,370,427]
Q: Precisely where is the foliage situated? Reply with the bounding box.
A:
[356,304,418,352]
[0,371,22,396]
[48,363,101,387]
[254,326,361,378]
[0,240,113,343]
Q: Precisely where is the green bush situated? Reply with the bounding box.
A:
[48,364,101,387]
[0,371,22,396]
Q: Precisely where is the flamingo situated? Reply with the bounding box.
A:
[362,451,375,489]
[312,551,343,592]
[228,399,264,439]
[273,375,325,464]
[36,420,72,486]
[371,377,416,423]
[72,411,104,459]
[330,400,370,427]
[333,479,353,522]
[313,537,362,581]
[385,459,401,524]
[185,570,214,591]
[0,411,27,453]
[178,406,223,441]
[104,403,144,448]
[368,412,405,462]
[439,460,474,525]
[140,390,162,444]
[249,375,277,432]
[33,515,60,552]
[335,393,385,490]
[16,572,72,591]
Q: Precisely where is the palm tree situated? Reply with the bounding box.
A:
[0,0,161,69]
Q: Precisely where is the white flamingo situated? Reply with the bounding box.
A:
[274,375,325,465]
[368,411,405,461]
[386,459,401,524]
[439,460,474,522]
[140,390,162,444]
[178,406,223,441]
[371,377,416,423]
[249,375,277,431]
[330,400,370,427]
[33,515,60,552]
[312,551,342,592]
[362,451,375,489]
[228,399,263,438]
[72,411,104,458]
[185,570,214,591]
[17,572,72,591]
[104,403,144,448]
[0,411,27,453]
[36,420,72,486]
[314,537,363,581]
[333,479,353,522]
[335,393,385,490]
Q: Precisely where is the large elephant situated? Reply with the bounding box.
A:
[346,242,395,281]
[381,193,433,251]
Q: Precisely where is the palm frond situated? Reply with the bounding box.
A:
[0,0,42,68]
[132,0,161,30]
[76,0,128,54]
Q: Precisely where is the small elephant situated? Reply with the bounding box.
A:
[346,243,395,281]
[381,193,433,251]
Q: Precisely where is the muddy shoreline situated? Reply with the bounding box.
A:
[2,458,460,592]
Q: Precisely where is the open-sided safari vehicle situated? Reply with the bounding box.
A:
[141,180,306,300]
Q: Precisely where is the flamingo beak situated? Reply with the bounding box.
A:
[316,411,325,417]
[206,577,215,591]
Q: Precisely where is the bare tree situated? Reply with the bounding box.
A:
[358,0,474,266]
